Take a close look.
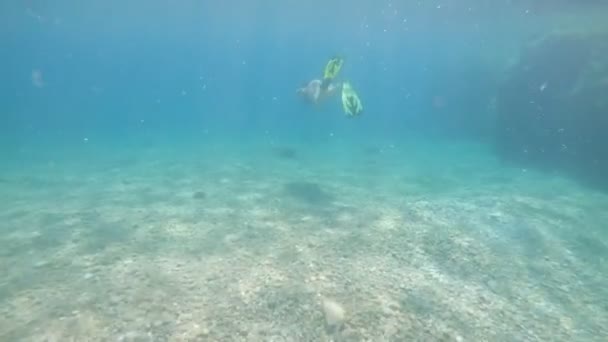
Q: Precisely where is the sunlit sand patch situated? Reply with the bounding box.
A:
[234,191,265,202]
[222,233,242,246]
[5,229,43,241]
[334,210,355,224]
[406,200,439,222]
[247,206,279,221]
[256,217,289,233]
[162,220,195,239]
[50,240,82,261]
[206,206,236,216]
[299,215,314,222]
[450,234,478,251]
[2,286,84,340]
[374,209,403,232]
[346,253,520,337]
[5,290,46,323]
[234,263,287,304]
[30,311,107,341]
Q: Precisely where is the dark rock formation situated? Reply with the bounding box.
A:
[495,32,608,187]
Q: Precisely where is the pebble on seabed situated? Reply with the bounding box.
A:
[322,298,346,330]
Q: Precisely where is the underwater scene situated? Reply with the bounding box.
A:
[1,1,608,341]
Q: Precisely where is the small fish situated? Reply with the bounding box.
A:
[539,82,548,92]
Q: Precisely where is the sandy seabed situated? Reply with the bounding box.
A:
[1,142,607,341]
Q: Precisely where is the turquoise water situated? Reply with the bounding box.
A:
[2,1,608,341]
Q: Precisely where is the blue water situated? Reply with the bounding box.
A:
[1,1,608,341]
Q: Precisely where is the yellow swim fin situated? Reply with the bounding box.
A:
[341,82,363,117]
[321,57,344,89]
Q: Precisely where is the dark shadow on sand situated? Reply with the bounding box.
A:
[500,219,547,258]
[283,181,334,206]
[273,147,298,160]
[74,211,137,254]
[0,212,75,257]
[567,233,608,266]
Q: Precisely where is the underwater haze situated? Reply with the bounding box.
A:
[1,1,608,341]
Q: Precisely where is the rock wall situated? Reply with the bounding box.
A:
[495,32,608,187]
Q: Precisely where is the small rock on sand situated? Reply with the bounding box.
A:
[322,298,345,331]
